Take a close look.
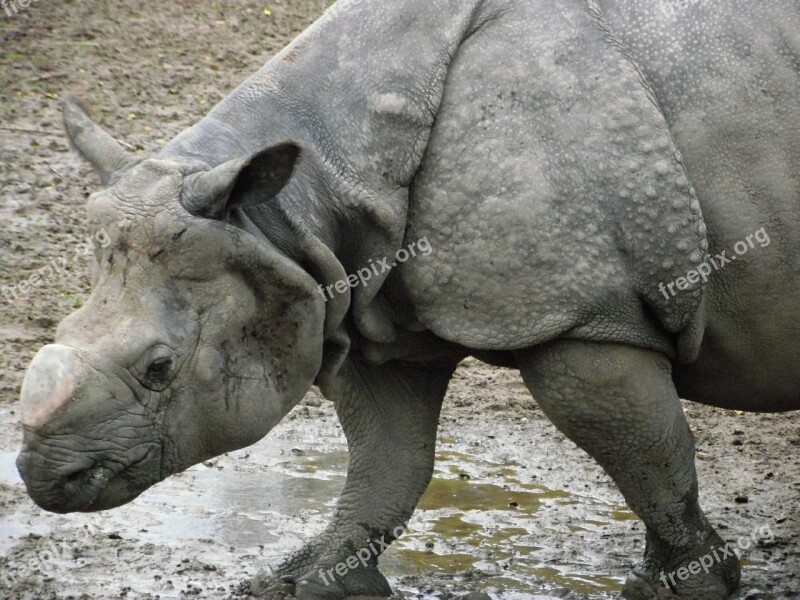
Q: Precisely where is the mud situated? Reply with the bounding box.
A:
[1,1,799,599]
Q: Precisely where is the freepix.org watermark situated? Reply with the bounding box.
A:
[318,524,407,587]
[316,237,432,302]
[1,229,111,305]
[659,524,774,591]
[658,227,770,301]
[1,523,99,589]
[2,0,40,18]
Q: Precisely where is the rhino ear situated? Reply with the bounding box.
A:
[62,96,137,186]
[181,143,300,219]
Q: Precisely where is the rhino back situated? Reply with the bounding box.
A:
[403,0,708,356]
[595,0,800,278]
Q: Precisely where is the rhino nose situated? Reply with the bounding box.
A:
[20,344,83,429]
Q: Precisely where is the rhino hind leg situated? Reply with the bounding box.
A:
[515,340,741,600]
[250,358,455,600]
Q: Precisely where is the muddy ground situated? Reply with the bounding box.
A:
[0,1,799,599]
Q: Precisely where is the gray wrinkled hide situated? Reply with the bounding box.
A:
[164,0,798,397]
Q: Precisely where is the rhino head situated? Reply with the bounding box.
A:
[16,98,325,513]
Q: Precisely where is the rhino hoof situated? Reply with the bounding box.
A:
[247,567,391,600]
[622,556,740,600]
[248,577,346,600]
[280,567,392,599]
[622,569,677,599]
[247,574,293,599]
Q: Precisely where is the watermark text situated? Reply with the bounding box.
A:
[317,237,432,303]
[659,227,770,300]
[659,524,774,590]
[1,229,111,305]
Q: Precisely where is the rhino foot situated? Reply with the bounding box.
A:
[622,569,678,600]
[248,566,392,600]
[622,531,741,600]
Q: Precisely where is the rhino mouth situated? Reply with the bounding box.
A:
[62,463,115,509]
[18,443,162,513]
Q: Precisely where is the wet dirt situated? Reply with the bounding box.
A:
[1,1,799,599]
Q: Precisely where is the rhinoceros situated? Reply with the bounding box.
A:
[15,0,799,598]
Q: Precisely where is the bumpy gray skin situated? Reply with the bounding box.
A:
[15,1,800,599]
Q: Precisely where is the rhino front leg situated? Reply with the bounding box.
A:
[251,358,455,600]
[515,340,740,600]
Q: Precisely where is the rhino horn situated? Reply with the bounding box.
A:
[62,96,137,186]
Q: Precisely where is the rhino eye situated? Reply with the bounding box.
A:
[136,347,176,392]
[147,358,172,379]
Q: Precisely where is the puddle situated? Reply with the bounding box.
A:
[417,478,551,514]
[0,440,626,596]
[294,446,625,596]
[0,452,22,486]
[0,442,344,556]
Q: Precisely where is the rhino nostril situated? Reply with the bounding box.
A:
[63,463,95,484]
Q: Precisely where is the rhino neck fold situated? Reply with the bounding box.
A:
[159,0,495,379]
